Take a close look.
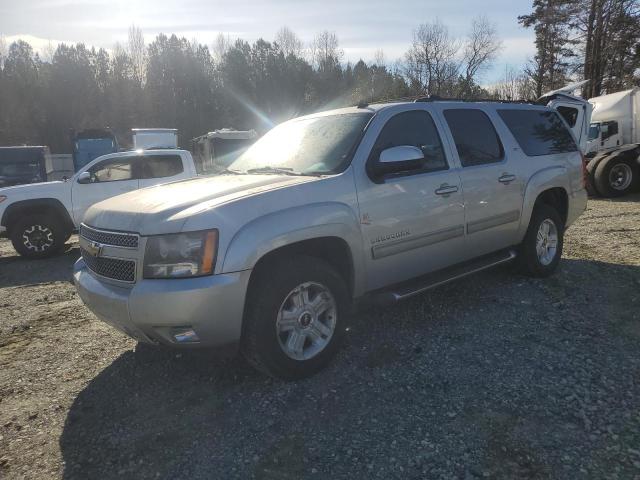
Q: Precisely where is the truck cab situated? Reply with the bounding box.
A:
[586,120,621,156]
[190,129,258,174]
[72,129,119,172]
[0,146,52,188]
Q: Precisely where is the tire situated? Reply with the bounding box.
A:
[593,154,639,198]
[10,214,66,259]
[585,152,609,197]
[518,204,564,278]
[241,255,349,380]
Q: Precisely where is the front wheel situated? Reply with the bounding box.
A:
[518,204,564,277]
[10,214,66,259]
[242,255,349,380]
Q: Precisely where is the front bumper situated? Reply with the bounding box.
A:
[73,258,251,348]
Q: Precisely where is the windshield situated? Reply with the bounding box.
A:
[588,123,600,140]
[229,112,373,175]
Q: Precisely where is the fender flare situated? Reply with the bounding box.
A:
[517,167,569,240]
[1,198,74,234]
[221,202,366,296]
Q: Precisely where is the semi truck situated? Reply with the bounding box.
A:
[584,88,640,197]
[72,129,119,172]
[190,129,257,174]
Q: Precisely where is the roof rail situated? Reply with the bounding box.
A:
[413,96,536,104]
[354,95,543,108]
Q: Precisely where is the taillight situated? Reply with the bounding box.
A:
[581,153,588,189]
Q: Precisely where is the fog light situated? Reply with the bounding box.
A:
[172,328,200,343]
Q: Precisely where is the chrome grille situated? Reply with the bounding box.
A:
[80,224,138,248]
[81,248,136,283]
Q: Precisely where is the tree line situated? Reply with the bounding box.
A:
[0,2,638,152]
[0,19,500,152]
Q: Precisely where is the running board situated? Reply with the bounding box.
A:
[370,249,517,306]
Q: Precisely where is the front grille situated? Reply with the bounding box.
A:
[81,248,136,282]
[80,224,139,248]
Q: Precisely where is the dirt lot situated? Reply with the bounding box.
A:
[1,195,639,480]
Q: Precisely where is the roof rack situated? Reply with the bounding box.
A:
[354,94,540,107]
[413,95,536,104]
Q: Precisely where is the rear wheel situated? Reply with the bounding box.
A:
[518,204,564,277]
[242,255,349,380]
[10,214,66,259]
[594,154,639,197]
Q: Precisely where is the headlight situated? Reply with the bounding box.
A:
[143,230,218,279]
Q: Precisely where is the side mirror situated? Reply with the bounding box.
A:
[372,145,425,178]
[77,171,91,184]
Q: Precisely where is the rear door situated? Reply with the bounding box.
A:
[71,156,139,224]
[439,107,524,258]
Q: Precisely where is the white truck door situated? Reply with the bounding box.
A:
[540,80,593,152]
[547,98,592,152]
[71,156,139,224]
[136,153,191,189]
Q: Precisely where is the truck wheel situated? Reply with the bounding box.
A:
[242,255,349,380]
[594,155,639,197]
[518,204,564,278]
[10,214,66,259]
[585,152,609,197]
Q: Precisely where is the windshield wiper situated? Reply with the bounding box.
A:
[219,168,245,175]
[245,166,305,176]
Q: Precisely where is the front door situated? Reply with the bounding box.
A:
[354,107,466,291]
[440,107,524,258]
[72,156,139,224]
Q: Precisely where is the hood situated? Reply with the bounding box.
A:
[83,174,318,234]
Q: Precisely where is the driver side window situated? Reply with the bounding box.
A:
[88,158,134,183]
[369,110,448,176]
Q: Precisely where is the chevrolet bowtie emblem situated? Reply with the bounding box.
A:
[85,241,103,257]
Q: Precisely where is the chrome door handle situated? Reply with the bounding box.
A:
[435,185,459,196]
[498,174,516,184]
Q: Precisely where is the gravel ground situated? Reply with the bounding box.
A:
[1,195,640,480]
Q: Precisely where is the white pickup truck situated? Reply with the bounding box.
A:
[0,149,198,258]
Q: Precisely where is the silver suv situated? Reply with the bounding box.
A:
[74,98,589,379]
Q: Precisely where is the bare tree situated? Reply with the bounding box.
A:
[127,25,146,86]
[275,26,303,58]
[490,65,537,100]
[41,40,55,63]
[373,48,385,67]
[405,20,460,96]
[212,33,232,63]
[310,30,343,70]
[463,16,502,85]
[0,35,6,69]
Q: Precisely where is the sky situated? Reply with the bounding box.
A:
[0,0,536,84]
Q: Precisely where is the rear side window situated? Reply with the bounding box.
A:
[370,110,448,174]
[139,155,184,179]
[443,109,504,167]
[498,109,578,156]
